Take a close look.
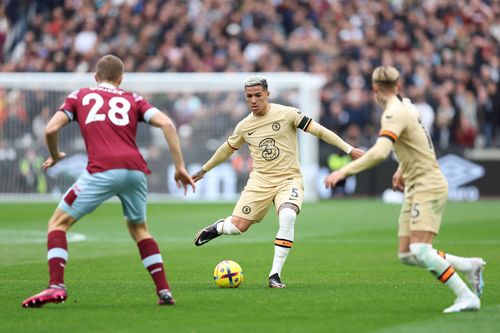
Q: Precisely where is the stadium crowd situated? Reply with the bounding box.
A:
[0,0,499,193]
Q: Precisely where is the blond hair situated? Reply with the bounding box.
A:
[96,55,124,83]
[372,66,400,90]
[244,76,268,91]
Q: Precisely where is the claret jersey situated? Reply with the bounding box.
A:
[59,83,158,174]
[226,103,311,184]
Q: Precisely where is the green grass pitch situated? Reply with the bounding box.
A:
[1,199,499,333]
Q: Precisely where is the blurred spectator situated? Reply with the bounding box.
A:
[0,4,9,63]
[3,90,28,141]
[413,90,435,137]
[172,93,202,125]
[18,147,47,193]
[455,87,479,149]
[435,95,456,151]
[74,19,98,54]
[0,0,498,154]
[0,88,7,129]
[32,105,51,145]
[322,100,350,135]
[455,116,478,148]
[344,89,370,133]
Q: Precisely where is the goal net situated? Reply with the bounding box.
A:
[0,72,324,201]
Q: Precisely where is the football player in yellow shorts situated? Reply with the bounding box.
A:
[324,66,485,313]
[193,76,364,288]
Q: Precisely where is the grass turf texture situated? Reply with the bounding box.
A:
[1,200,499,333]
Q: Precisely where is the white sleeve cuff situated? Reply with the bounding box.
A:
[62,110,74,121]
[143,107,160,123]
[345,146,353,154]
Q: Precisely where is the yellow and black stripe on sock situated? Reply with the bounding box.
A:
[437,265,455,284]
[274,238,293,248]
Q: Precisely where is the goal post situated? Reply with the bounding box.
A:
[0,72,325,201]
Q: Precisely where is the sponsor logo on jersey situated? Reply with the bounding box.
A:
[272,122,281,131]
[259,138,280,161]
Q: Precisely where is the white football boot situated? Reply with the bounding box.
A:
[443,294,480,313]
[466,258,486,298]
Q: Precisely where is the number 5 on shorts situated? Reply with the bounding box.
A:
[289,188,299,201]
[411,203,420,218]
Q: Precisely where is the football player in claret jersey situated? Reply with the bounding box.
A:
[324,66,485,313]
[22,55,195,308]
[192,76,364,288]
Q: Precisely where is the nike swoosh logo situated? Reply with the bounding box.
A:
[385,115,393,119]
[248,131,255,136]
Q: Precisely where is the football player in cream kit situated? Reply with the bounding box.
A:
[193,76,364,288]
[324,66,485,313]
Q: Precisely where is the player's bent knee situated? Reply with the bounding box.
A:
[48,208,77,232]
[230,216,251,233]
[409,243,433,263]
[279,203,299,215]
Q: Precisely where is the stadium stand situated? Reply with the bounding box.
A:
[0,0,499,195]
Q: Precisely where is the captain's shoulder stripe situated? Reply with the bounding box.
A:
[379,130,398,143]
[297,116,312,131]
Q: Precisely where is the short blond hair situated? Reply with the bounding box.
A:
[244,76,268,91]
[96,54,124,82]
[372,66,400,90]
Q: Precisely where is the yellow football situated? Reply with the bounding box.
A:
[213,260,244,288]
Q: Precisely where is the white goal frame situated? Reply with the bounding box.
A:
[0,72,325,201]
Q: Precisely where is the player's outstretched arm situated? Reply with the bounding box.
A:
[349,148,364,160]
[192,169,206,182]
[43,111,69,170]
[305,120,364,157]
[324,138,393,189]
[192,141,236,182]
[149,111,195,195]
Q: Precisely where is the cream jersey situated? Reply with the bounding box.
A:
[379,95,447,192]
[227,103,311,185]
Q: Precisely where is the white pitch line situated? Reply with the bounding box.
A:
[1,229,498,246]
[0,229,87,244]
